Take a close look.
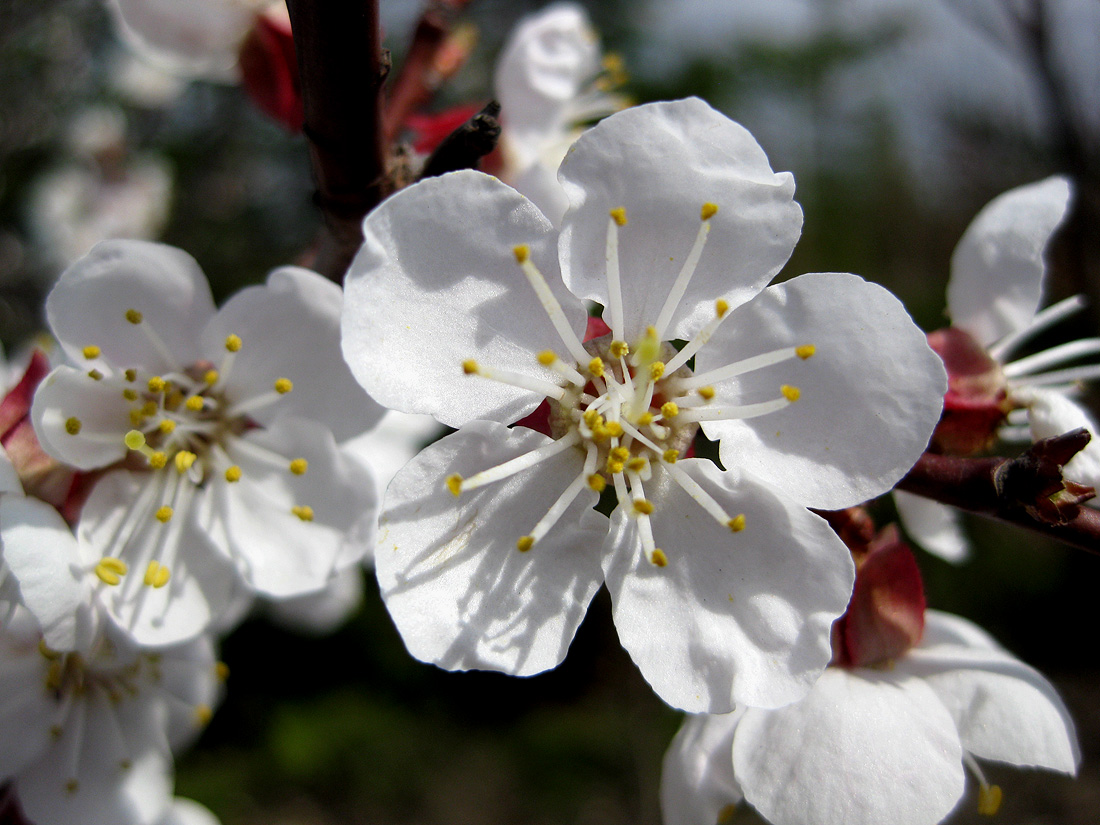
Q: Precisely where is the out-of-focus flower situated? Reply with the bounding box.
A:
[660,532,1079,825]
[31,240,382,645]
[342,98,945,713]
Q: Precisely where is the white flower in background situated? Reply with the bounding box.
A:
[0,604,222,825]
[158,797,223,825]
[494,2,627,225]
[31,240,382,645]
[342,98,946,713]
[896,175,1100,561]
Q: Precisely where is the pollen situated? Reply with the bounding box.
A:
[513,244,530,264]
[537,350,558,366]
[715,299,729,318]
[65,416,82,435]
[650,549,668,567]
[129,408,146,426]
[204,369,219,385]
[274,378,293,394]
[225,465,242,482]
[125,309,143,324]
[606,458,625,475]
[149,452,168,469]
[633,499,655,515]
[225,334,242,352]
[141,400,158,416]
[144,561,171,588]
[122,388,138,401]
[663,449,680,463]
[289,458,308,475]
[516,535,535,552]
[158,419,176,434]
[728,514,747,532]
[781,385,801,402]
[291,505,314,522]
[649,361,665,380]
[588,357,605,377]
[660,401,679,418]
[82,345,101,359]
[446,474,463,496]
[147,376,166,393]
[124,368,137,382]
[587,474,607,492]
[609,340,629,359]
[610,447,630,462]
[977,784,1003,817]
[627,457,648,473]
[604,421,624,438]
[155,506,174,523]
[87,369,103,381]
[462,359,479,375]
[194,704,213,726]
[637,412,654,425]
[609,206,628,226]
[697,386,715,401]
[796,344,816,360]
[94,557,128,586]
[174,451,197,474]
[184,395,204,412]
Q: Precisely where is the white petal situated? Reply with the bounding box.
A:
[376,420,606,676]
[203,266,384,441]
[31,366,132,470]
[898,610,1080,773]
[46,240,215,371]
[603,459,854,713]
[1011,386,1100,488]
[0,445,20,494]
[893,490,971,563]
[702,272,946,510]
[159,798,223,825]
[732,669,965,825]
[156,632,221,752]
[558,98,802,341]
[343,170,586,428]
[660,711,744,825]
[0,609,59,777]
[948,176,1072,346]
[340,410,444,498]
[265,566,364,635]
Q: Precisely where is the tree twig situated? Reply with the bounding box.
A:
[419,100,501,179]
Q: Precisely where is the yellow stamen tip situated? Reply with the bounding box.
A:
[124,429,146,450]
[446,474,463,496]
[728,514,747,533]
[94,557,128,586]
[462,359,479,375]
[158,419,176,434]
[796,344,816,360]
[65,779,79,794]
[516,536,535,552]
[225,465,242,482]
[125,309,143,324]
[185,395,204,411]
[513,244,530,264]
[587,474,607,492]
[610,447,630,461]
[650,549,668,567]
[144,561,171,587]
[701,202,719,221]
[122,388,139,401]
[291,505,314,522]
[174,451,197,474]
[604,421,624,438]
[977,784,1003,817]
[147,376,166,393]
[87,369,103,381]
[124,368,137,382]
[697,386,716,401]
[274,378,293,394]
[661,401,679,418]
[781,385,801,402]
[155,506,174,523]
[633,499,655,516]
[649,361,665,380]
[141,400,158,416]
[82,345,101,360]
[63,416,82,435]
[609,340,629,358]
[537,350,557,366]
[637,412,654,425]
[225,334,242,352]
[194,704,213,726]
[204,369,219,385]
[627,457,648,473]
[588,357,605,377]
[606,460,625,475]
[38,639,61,660]
[662,449,680,464]
[715,299,729,318]
[609,206,628,226]
[289,458,308,475]
[149,452,168,469]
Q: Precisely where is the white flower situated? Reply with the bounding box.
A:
[494,2,626,226]
[661,609,1079,825]
[896,175,1100,560]
[0,604,221,825]
[31,240,383,645]
[342,98,946,713]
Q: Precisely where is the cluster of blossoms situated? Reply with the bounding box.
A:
[0,3,1092,825]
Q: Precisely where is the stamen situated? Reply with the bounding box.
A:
[678,395,796,423]
[536,350,586,386]
[87,369,103,381]
[291,505,314,522]
[1010,363,1100,387]
[65,417,82,435]
[654,204,716,339]
[155,506,173,523]
[274,378,293,394]
[988,294,1087,361]
[225,465,242,482]
[458,430,583,493]
[519,444,599,551]
[588,357,605,377]
[225,334,242,352]
[697,386,715,401]
[610,340,630,359]
[185,395,205,412]
[605,210,627,339]
[680,346,811,389]
[174,451,197,474]
[125,309,143,324]
[1003,337,1100,378]
[94,557,128,586]
[661,460,743,532]
[664,300,734,374]
[963,751,1002,817]
[82,345,101,360]
[144,561,171,588]
[514,246,591,365]
[650,548,668,566]
[462,360,567,401]
[289,458,308,475]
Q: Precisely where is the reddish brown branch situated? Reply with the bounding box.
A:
[896,429,1100,554]
[285,0,388,281]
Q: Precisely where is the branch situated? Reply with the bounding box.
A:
[418,100,501,179]
[285,0,388,282]
[896,429,1100,554]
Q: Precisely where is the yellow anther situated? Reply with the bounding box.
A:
[796,344,816,360]
[291,505,314,522]
[715,299,729,318]
[141,400,158,416]
[661,401,679,418]
[588,357,605,377]
[225,465,242,482]
[65,417,82,435]
[149,452,168,469]
[646,325,658,339]
[610,447,630,462]
[124,368,137,382]
[129,408,146,426]
[462,359,479,375]
[65,779,79,794]
[125,309,143,324]
[633,499,655,516]
[609,206,628,226]
[728,514,747,533]
[158,419,176,434]
[513,244,530,264]
[274,378,293,394]
[781,385,801,402]
[610,340,629,358]
[45,662,63,691]
[606,459,625,475]
[225,334,242,352]
[124,430,147,450]
[977,785,1003,817]
[701,202,719,221]
[144,561,171,587]
[122,388,138,401]
[194,704,213,726]
[583,409,603,428]
[87,369,103,381]
[82,345,101,360]
[147,376,166,393]
[604,421,624,438]
[289,458,308,475]
[627,457,648,473]
[155,506,174,523]
[446,474,463,496]
[174,451,197,474]
[185,395,204,411]
[587,474,607,493]
[650,549,668,567]
[94,557,128,586]
[537,350,557,366]
[38,639,61,660]
[592,425,611,442]
[697,386,716,401]
[166,390,184,409]
[516,536,535,552]
[637,412,654,425]
[204,369,219,385]
[663,449,680,463]
[215,662,230,681]
[649,361,665,381]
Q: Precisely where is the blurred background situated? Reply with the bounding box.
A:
[1,0,1099,822]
